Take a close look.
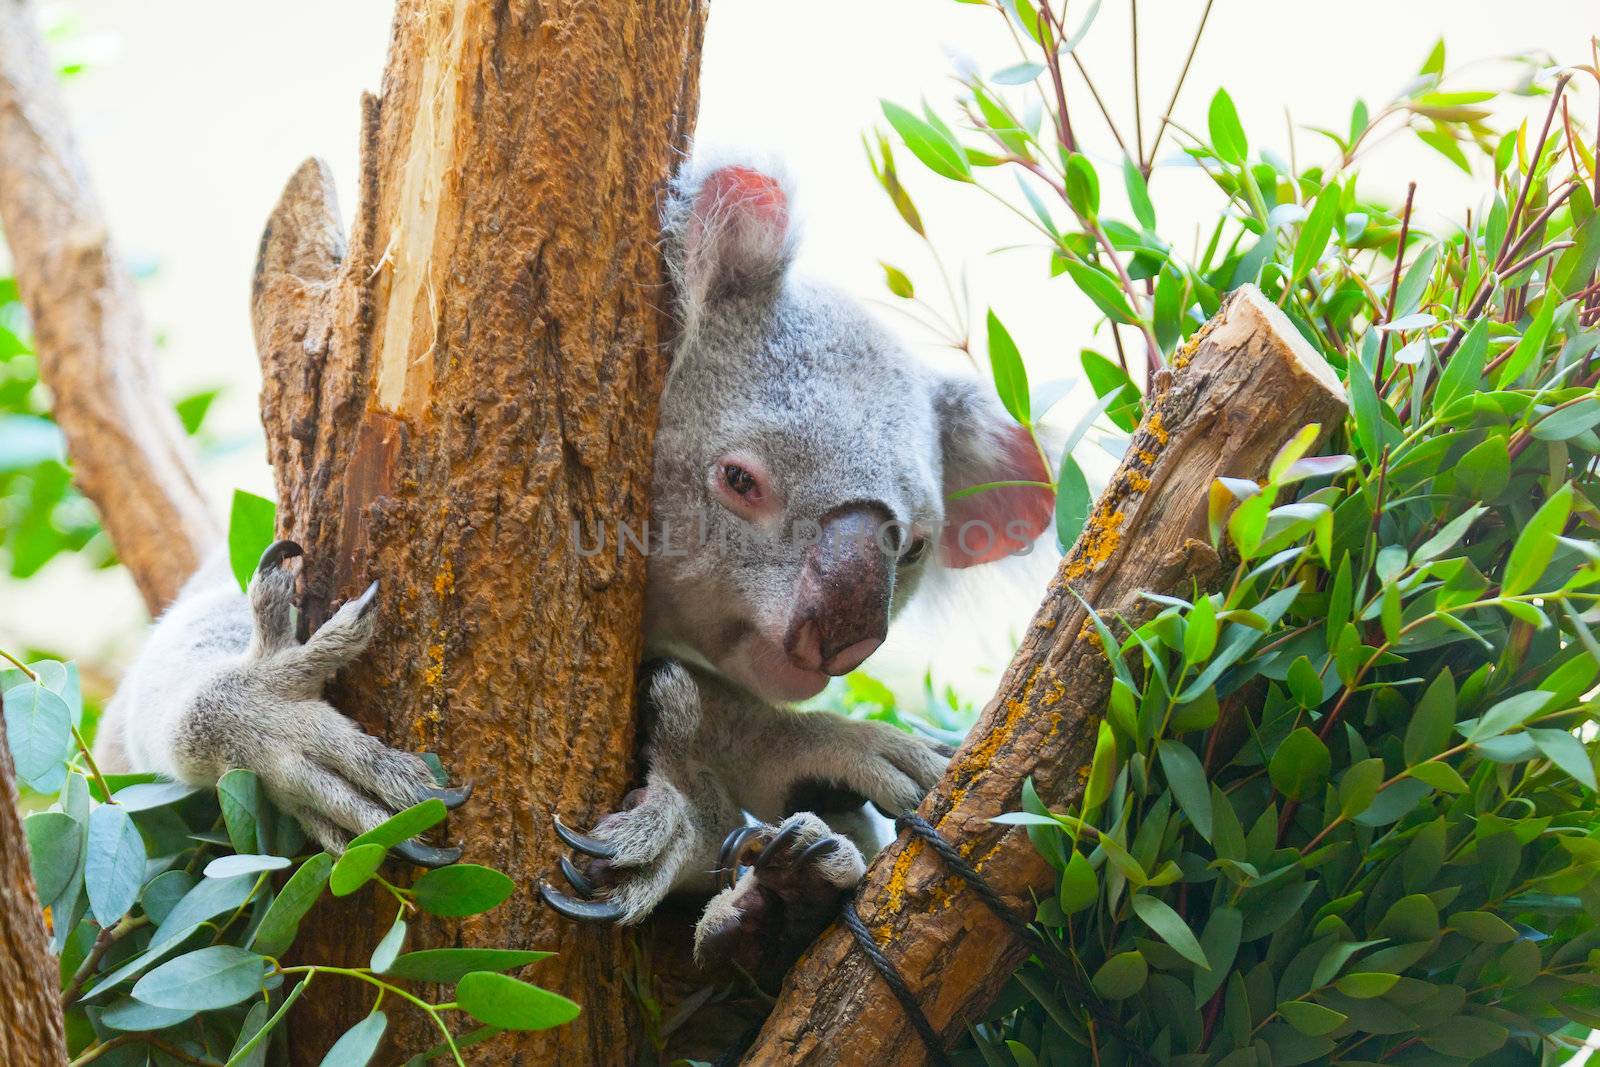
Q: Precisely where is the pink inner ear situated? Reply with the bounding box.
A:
[683,166,791,299]
[695,165,788,231]
[940,423,1056,568]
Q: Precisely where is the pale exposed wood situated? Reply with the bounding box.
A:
[0,708,68,1065]
[252,0,706,1061]
[0,0,216,614]
[744,285,1350,1065]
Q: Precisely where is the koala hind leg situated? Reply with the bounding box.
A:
[692,812,866,991]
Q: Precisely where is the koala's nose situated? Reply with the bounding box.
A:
[783,502,895,677]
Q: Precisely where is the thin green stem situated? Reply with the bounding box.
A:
[276,965,466,1067]
[220,975,312,1067]
[71,723,114,804]
[0,646,39,680]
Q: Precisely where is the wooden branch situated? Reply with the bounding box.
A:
[250,0,706,1060]
[0,713,67,1065]
[743,285,1349,1065]
[0,0,216,613]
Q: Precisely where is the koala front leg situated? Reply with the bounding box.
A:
[170,543,469,862]
[738,707,952,827]
[540,663,745,924]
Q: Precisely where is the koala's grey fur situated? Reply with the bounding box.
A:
[96,551,443,853]
[100,152,1049,966]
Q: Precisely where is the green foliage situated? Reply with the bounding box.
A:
[872,4,1600,1063]
[227,490,278,592]
[1,651,573,1064]
[0,272,219,581]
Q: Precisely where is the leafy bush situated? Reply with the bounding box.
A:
[873,4,1600,1064]
[5,662,573,1063]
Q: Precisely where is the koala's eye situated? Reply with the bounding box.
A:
[723,463,759,498]
[898,536,930,567]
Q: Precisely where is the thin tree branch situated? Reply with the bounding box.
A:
[1143,0,1215,176]
[0,0,217,613]
[1373,181,1417,387]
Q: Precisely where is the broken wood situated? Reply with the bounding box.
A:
[0,0,216,614]
[742,284,1349,1065]
[250,0,706,1060]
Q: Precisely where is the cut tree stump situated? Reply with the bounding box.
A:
[743,284,1348,1065]
[250,0,706,1061]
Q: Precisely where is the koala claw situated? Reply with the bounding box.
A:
[539,881,625,924]
[557,854,597,898]
[394,838,463,868]
[426,781,474,810]
[694,813,867,990]
[257,539,304,574]
[551,813,619,859]
[716,823,768,889]
[351,580,380,618]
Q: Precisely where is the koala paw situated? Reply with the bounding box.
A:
[187,541,472,866]
[692,813,865,991]
[796,717,953,821]
[540,775,725,925]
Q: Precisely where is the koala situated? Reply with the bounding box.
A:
[96,155,1053,987]
[537,159,1056,986]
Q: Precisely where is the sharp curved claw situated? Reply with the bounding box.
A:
[716,825,749,869]
[426,781,474,810]
[797,836,841,869]
[558,855,596,898]
[352,580,380,618]
[393,838,463,868]
[552,814,617,859]
[539,882,625,923]
[757,819,808,869]
[717,824,769,890]
[257,540,304,574]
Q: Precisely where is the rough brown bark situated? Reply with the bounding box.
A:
[0,709,68,1065]
[0,0,216,614]
[250,1,705,1062]
[744,285,1348,1065]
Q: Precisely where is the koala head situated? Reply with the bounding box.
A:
[643,159,1055,703]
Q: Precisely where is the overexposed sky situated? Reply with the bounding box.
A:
[6,0,1597,697]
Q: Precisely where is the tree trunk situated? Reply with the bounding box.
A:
[250,1,705,1062]
[743,285,1349,1065]
[0,0,217,614]
[0,714,68,1065]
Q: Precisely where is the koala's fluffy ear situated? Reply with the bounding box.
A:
[665,159,796,329]
[934,377,1056,568]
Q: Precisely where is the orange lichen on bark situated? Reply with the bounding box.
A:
[1062,507,1125,580]
[949,666,1042,784]
[1172,313,1219,370]
[422,641,445,687]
